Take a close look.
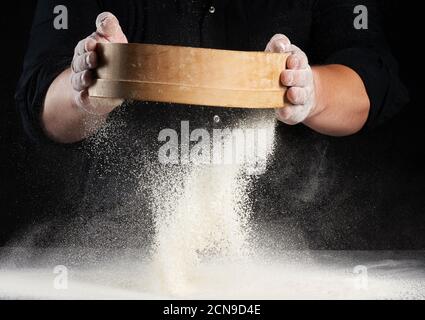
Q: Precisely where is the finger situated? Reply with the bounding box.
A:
[288,45,309,61]
[268,33,291,46]
[75,90,93,111]
[276,107,293,122]
[287,53,309,70]
[88,32,101,41]
[95,12,128,43]
[280,69,310,87]
[289,44,306,54]
[91,31,109,44]
[287,87,308,105]
[265,34,291,53]
[75,37,98,56]
[276,105,307,125]
[71,70,94,91]
[72,51,97,73]
[77,92,123,116]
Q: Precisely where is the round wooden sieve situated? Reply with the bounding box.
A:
[89,43,289,109]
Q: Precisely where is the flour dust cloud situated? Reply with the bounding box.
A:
[2,110,425,300]
[147,114,277,296]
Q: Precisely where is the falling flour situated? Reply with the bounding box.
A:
[147,114,277,296]
[2,110,425,299]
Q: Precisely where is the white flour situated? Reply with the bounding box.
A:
[1,250,425,300]
[3,114,425,300]
[148,115,276,296]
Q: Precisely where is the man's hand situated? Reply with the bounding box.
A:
[266,34,318,125]
[71,12,128,115]
[43,12,130,143]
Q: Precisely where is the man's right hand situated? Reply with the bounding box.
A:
[71,12,128,115]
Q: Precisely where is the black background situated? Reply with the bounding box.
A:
[0,1,424,248]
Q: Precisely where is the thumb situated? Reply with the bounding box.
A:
[95,12,128,43]
[265,34,291,53]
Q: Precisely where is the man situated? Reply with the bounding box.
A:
[15,0,408,247]
[17,0,407,144]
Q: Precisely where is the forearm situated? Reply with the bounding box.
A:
[304,65,370,137]
[42,68,107,144]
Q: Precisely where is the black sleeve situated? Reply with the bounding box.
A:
[311,0,409,129]
[15,0,106,144]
